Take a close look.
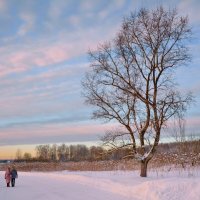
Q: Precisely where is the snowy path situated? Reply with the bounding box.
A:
[0,170,200,200]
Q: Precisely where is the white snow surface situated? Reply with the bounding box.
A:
[0,168,200,200]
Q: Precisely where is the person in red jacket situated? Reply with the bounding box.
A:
[5,167,11,187]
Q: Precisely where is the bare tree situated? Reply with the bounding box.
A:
[35,145,50,161]
[172,114,186,143]
[82,7,193,177]
[23,152,32,161]
[15,149,23,160]
[50,144,58,161]
[89,146,105,161]
[57,144,70,161]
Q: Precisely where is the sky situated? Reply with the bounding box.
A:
[0,0,200,159]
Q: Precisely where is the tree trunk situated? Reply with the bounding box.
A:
[140,160,148,177]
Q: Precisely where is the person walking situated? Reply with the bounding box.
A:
[5,167,11,187]
[11,166,18,187]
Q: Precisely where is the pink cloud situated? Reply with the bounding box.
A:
[0,122,118,143]
[185,116,200,127]
[0,11,120,78]
[167,116,200,130]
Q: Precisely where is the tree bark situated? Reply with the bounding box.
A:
[140,160,148,177]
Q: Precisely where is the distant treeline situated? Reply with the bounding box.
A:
[14,140,200,162]
[15,144,131,162]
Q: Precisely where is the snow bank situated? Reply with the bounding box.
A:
[0,168,199,200]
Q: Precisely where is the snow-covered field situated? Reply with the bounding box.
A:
[0,168,200,200]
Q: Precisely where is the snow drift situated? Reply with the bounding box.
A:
[0,168,199,200]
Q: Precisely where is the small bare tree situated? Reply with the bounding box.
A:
[15,149,23,160]
[23,152,32,161]
[172,114,186,143]
[82,7,192,177]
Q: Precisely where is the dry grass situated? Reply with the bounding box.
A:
[0,160,138,172]
[0,151,199,172]
[1,140,199,172]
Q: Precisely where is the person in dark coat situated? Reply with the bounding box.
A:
[10,166,18,187]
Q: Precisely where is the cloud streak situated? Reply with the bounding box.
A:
[0,122,117,145]
[18,12,35,36]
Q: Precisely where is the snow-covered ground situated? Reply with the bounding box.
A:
[0,168,200,200]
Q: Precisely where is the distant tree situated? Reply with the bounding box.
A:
[23,152,32,161]
[15,149,22,160]
[69,145,77,161]
[57,144,69,161]
[50,144,57,161]
[89,146,104,161]
[35,145,50,161]
[75,145,89,161]
[82,7,193,177]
